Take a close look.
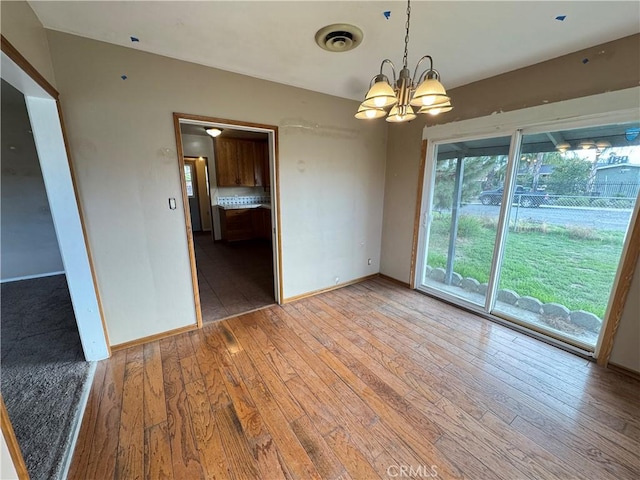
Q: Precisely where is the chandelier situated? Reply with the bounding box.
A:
[355,0,452,122]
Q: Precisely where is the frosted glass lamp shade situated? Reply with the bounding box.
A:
[205,127,223,137]
[419,100,453,116]
[411,78,449,107]
[355,104,386,119]
[362,80,397,108]
[385,104,416,123]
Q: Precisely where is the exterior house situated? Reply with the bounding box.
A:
[1,1,639,479]
[595,163,640,197]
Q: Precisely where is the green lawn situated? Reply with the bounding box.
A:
[426,214,625,318]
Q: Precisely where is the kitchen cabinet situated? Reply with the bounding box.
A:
[219,208,253,242]
[220,207,272,242]
[253,141,269,187]
[214,138,239,186]
[251,207,272,240]
[214,138,268,187]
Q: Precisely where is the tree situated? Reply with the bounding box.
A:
[433,155,507,211]
[545,156,592,195]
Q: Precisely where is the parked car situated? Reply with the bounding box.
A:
[479,185,549,208]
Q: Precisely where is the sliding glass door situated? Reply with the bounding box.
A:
[421,136,511,308]
[418,121,640,350]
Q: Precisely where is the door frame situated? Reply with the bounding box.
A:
[1,36,110,361]
[183,158,203,232]
[413,89,640,362]
[173,113,283,328]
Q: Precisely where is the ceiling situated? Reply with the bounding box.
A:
[30,1,640,101]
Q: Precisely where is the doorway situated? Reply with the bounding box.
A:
[1,42,109,478]
[184,156,212,233]
[416,119,640,353]
[173,113,282,324]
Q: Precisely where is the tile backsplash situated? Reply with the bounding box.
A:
[217,195,271,206]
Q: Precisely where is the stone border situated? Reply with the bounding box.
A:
[425,266,602,333]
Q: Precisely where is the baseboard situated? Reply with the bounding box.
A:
[282,274,379,304]
[378,274,411,289]
[0,271,65,283]
[607,362,640,381]
[60,361,97,480]
[110,323,199,352]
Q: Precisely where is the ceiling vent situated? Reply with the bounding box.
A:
[315,24,363,52]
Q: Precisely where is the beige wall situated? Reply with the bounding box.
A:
[379,121,423,283]
[0,0,57,88]
[46,31,385,345]
[430,34,640,125]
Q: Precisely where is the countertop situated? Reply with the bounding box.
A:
[217,204,271,210]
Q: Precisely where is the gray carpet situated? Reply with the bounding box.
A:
[1,274,93,480]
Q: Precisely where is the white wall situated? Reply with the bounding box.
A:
[1,430,19,480]
[46,31,386,345]
[1,79,64,281]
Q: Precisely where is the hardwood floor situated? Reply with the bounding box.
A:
[69,278,640,480]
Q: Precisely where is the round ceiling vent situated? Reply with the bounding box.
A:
[315,24,363,53]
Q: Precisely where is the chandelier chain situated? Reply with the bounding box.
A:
[403,0,411,69]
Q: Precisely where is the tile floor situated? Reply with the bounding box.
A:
[193,232,275,322]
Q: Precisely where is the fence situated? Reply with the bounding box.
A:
[544,181,640,199]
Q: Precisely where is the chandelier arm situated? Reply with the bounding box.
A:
[412,55,434,84]
[379,59,397,84]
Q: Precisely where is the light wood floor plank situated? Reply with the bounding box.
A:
[84,350,127,480]
[68,278,640,480]
[144,422,173,480]
[143,342,167,429]
[159,337,204,480]
[67,359,108,479]
[115,346,144,480]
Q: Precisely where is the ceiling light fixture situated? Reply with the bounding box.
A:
[578,139,596,150]
[356,0,452,122]
[555,139,612,153]
[205,127,223,138]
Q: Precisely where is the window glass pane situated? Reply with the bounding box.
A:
[184,164,194,197]
[422,136,511,307]
[494,122,640,348]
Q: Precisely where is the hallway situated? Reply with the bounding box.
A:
[194,233,274,322]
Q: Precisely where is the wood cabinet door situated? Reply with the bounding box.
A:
[260,208,272,240]
[263,141,270,188]
[253,140,266,187]
[224,209,253,241]
[214,138,238,186]
[237,140,256,186]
